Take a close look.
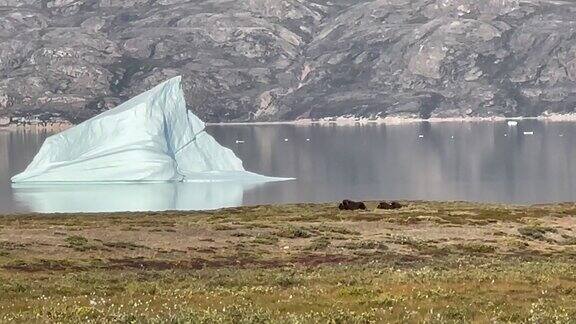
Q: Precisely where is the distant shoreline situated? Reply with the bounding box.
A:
[2,114,576,131]
[209,114,576,126]
[0,122,72,132]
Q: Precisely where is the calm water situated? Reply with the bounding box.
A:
[1,121,576,213]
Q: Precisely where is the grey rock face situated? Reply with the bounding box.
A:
[1,0,575,122]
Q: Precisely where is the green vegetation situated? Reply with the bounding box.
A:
[0,201,576,322]
[64,235,98,252]
[276,225,313,238]
[341,240,388,251]
[452,242,496,254]
[305,237,331,251]
[518,225,558,240]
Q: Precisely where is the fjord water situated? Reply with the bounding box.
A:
[1,121,575,213]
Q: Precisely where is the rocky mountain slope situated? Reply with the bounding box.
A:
[1,0,575,123]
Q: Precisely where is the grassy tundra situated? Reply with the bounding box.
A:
[1,201,576,323]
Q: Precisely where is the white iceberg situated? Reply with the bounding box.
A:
[11,76,288,183]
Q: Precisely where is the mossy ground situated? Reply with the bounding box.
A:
[1,201,576,323]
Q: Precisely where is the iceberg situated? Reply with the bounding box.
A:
[11,76,287,183]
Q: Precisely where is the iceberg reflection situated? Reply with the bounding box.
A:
[12,181,260,213]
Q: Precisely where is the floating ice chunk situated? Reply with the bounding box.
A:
[507,120,518,126]
[523,131,534,135]
[12,76,290,183]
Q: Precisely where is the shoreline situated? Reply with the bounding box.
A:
[210,113,576,126]
[2,114,576,131]
[0,122,72,132]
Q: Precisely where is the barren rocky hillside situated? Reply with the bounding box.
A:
[1,0,575,123]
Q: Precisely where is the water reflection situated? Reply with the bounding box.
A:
[2,121,576,213]
[12,181,258,213]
